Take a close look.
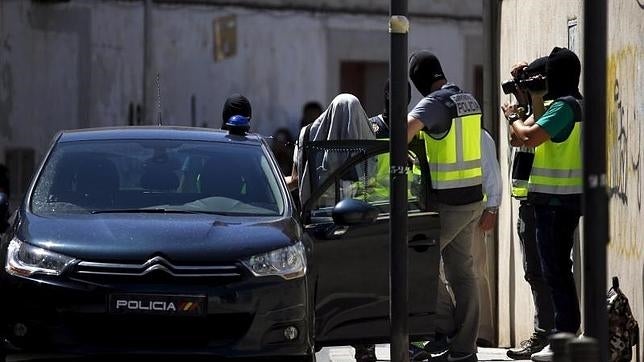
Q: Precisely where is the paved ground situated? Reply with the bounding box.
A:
[316,345,531,362]
[6,346,531,361]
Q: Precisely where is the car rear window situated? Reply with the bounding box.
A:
[31,139,285,216]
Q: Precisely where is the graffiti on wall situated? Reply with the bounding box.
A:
[608,77,641,208]
[606,46,643,258]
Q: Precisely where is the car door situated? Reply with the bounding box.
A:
[301,139,441,346]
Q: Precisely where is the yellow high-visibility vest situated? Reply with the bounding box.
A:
[528,99,582,195]
[420,113,482,190]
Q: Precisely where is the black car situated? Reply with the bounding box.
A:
[0,127,440,361]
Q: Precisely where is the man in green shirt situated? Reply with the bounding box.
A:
[506,47,583,362]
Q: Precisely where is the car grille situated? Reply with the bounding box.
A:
[68,256,244,286]
[62,313,253,348]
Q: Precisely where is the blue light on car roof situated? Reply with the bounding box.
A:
[226,115,251,135]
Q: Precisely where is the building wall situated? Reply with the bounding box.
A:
[0,0,483,203]
[497,1,644,358]
[605,1,644,358]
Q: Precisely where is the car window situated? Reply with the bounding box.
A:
[310,150,423,218]
[31,139,285,216]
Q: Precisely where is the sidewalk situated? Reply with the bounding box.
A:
[316,345,531,362]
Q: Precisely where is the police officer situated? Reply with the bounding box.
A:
[503,57,556,360]
[221,94,252,131]
[407,51,484,362]
[506,47,583,362]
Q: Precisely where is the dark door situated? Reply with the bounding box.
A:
[302,140,441,346]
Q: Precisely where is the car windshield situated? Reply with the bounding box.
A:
[31,139,285,216]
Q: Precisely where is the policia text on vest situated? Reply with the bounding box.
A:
[419,91,483,205]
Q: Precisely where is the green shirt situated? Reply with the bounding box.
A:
[536,100,575,142]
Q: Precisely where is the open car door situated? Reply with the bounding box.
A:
[301,139,441,347]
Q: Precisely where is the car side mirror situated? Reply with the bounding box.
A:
[332,199,378,226]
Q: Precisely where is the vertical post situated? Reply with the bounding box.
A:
[582,1,608,361]
[389,1,409,361]
[142,0,153,125]
[482,0,500,136]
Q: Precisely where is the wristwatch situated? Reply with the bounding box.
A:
[484,207,498,214]
[507,113,521,125]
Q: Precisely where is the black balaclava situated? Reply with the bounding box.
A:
[525,56,548,77]
[546,47,582,100]
[382,79,412,124]
[221,94,252,129]
[409,51,446,97]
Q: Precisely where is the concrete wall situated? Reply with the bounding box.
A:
[156,0,483,19]
[149,2,483,137]
[605,0,644,359]
[0,0,483,197]
[497,1,644,358]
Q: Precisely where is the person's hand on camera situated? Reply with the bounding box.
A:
[510,61,528,78]
[502,102,523,121]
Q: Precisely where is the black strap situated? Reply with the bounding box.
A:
[555,96,583,122]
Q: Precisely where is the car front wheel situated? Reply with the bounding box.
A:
[295,354,316,362]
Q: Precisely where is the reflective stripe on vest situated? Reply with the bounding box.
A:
[353,150,416,201]
[512,184,528,199]
[421,114,482,190]
[528,121,582,195]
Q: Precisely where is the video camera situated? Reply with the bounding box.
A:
[501,70,547,95]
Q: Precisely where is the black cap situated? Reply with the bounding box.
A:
[409,51,446,96]
[222,94,252,129]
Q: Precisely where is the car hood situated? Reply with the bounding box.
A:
[17,212,301,263]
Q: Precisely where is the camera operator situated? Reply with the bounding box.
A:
[505,47,584,362]
[502,57,556,360]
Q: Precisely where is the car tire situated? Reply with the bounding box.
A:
[295,354,316,362]
[0,338,6,362]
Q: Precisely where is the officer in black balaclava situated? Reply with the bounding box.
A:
[507,48,584,360]
[545,47,583,100]
[221,94,252,130]
[406,50,488,362]
[367,79,412,139]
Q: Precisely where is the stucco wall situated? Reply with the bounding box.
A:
[0,0,143,160]
[605,0,644,358]
[498,0,643,358]
[0,0,482,167]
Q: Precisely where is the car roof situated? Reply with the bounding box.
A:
[58,126,263,145]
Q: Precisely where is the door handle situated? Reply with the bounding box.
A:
[408,234,438,249]
[313,225,349,240]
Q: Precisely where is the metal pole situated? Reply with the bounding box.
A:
[142,0,153,125]
[389,1,409,361]
[582,1,608,361]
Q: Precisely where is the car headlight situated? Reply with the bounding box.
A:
[5,238,77,277]
[242,242,306,280]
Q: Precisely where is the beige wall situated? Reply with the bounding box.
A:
[605,0,644,359]
[497,1,643,359]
